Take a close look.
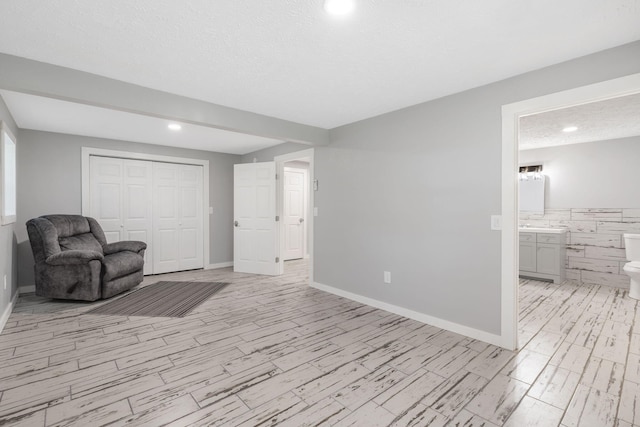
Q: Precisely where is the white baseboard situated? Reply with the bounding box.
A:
[311,281,505,348]
[0,291,19,334]
[19,285,35,294]
[206,262,233,270]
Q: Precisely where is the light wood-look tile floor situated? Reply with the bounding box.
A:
[1,260,639,426]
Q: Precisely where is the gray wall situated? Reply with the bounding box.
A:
[244,41,640,336]
[0,96,18,321]
[520,136,640,209]
[17,130,240,288]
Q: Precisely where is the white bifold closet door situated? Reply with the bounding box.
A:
[152,162,204,274]
[89,156,204,275]
[89,156,154,275]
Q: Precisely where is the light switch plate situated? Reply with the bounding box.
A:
[491,215,502,230]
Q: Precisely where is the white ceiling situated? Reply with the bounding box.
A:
[0,0,639,131]
[519,92,640,150]
[0,90,283,155]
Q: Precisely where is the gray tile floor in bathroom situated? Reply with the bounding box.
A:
[0,259,639,426]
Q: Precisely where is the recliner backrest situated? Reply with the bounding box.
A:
[27,215,108,263]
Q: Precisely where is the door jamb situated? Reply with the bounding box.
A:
[275,149,315,284]
[501,73,640,350]
[283,165,309,261]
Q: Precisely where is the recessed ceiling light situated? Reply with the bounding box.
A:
[168,123,182,131]
[324,0,356,15]
[562,126,578,133]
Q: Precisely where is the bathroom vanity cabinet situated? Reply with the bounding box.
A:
[519,229,566,283]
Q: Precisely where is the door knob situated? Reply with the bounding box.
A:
[234,221,239,227]
[299,218,304,223]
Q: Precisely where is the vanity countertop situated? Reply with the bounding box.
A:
[519,227,566,234]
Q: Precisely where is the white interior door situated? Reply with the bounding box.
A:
[283,167,306,261]
[234,162,279,275]
[90,156,123,243]
[153,162,204,274]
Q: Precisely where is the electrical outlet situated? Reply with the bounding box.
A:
[384,271,391,284]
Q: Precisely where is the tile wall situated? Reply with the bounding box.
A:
[519,208,640,288]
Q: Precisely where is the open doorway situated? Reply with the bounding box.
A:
[275,149,314,282]
[516,93,640,350]
[282,162,309,262]
[501,73,640,350]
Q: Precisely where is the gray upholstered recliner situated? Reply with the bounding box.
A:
[26,214,147,301]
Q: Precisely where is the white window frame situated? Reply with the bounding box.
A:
[0,121,17,225]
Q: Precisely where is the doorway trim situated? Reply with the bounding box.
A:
[283,165,309,261]
[501,72,640,350]
[81,147,211,271]
[274,148,315,284]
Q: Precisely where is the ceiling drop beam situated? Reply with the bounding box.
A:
[0,53,330,146]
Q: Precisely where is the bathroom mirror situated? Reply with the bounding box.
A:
[519,173,545,213]
[1,121,17,225]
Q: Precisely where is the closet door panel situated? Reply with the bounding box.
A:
[89,156,123,243]
[90,157,154,274]
[153,163,181,274]
[123,160,153,275]
[177,165,204,270]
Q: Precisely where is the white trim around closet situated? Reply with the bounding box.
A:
[81,147,210,273]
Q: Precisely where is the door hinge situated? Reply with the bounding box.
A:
[275,215,279,222]
[276,257,280,263]
[275,173,279,180]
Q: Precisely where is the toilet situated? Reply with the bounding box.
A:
[624,234,640,300]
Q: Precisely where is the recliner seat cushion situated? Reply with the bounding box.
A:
[102,252,144,282]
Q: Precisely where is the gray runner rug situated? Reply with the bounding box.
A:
[87,281,229,317]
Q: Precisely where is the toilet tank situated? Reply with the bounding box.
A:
[625,234,640,261]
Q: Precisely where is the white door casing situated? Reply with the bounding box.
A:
[82,147,211,274]
[274,148,315,281]
[502,73,640,350]
[283,167,306,261]
[234,162,279,275]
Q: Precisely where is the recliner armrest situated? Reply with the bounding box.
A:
[103,241,147,255]
[46,250,104,265]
